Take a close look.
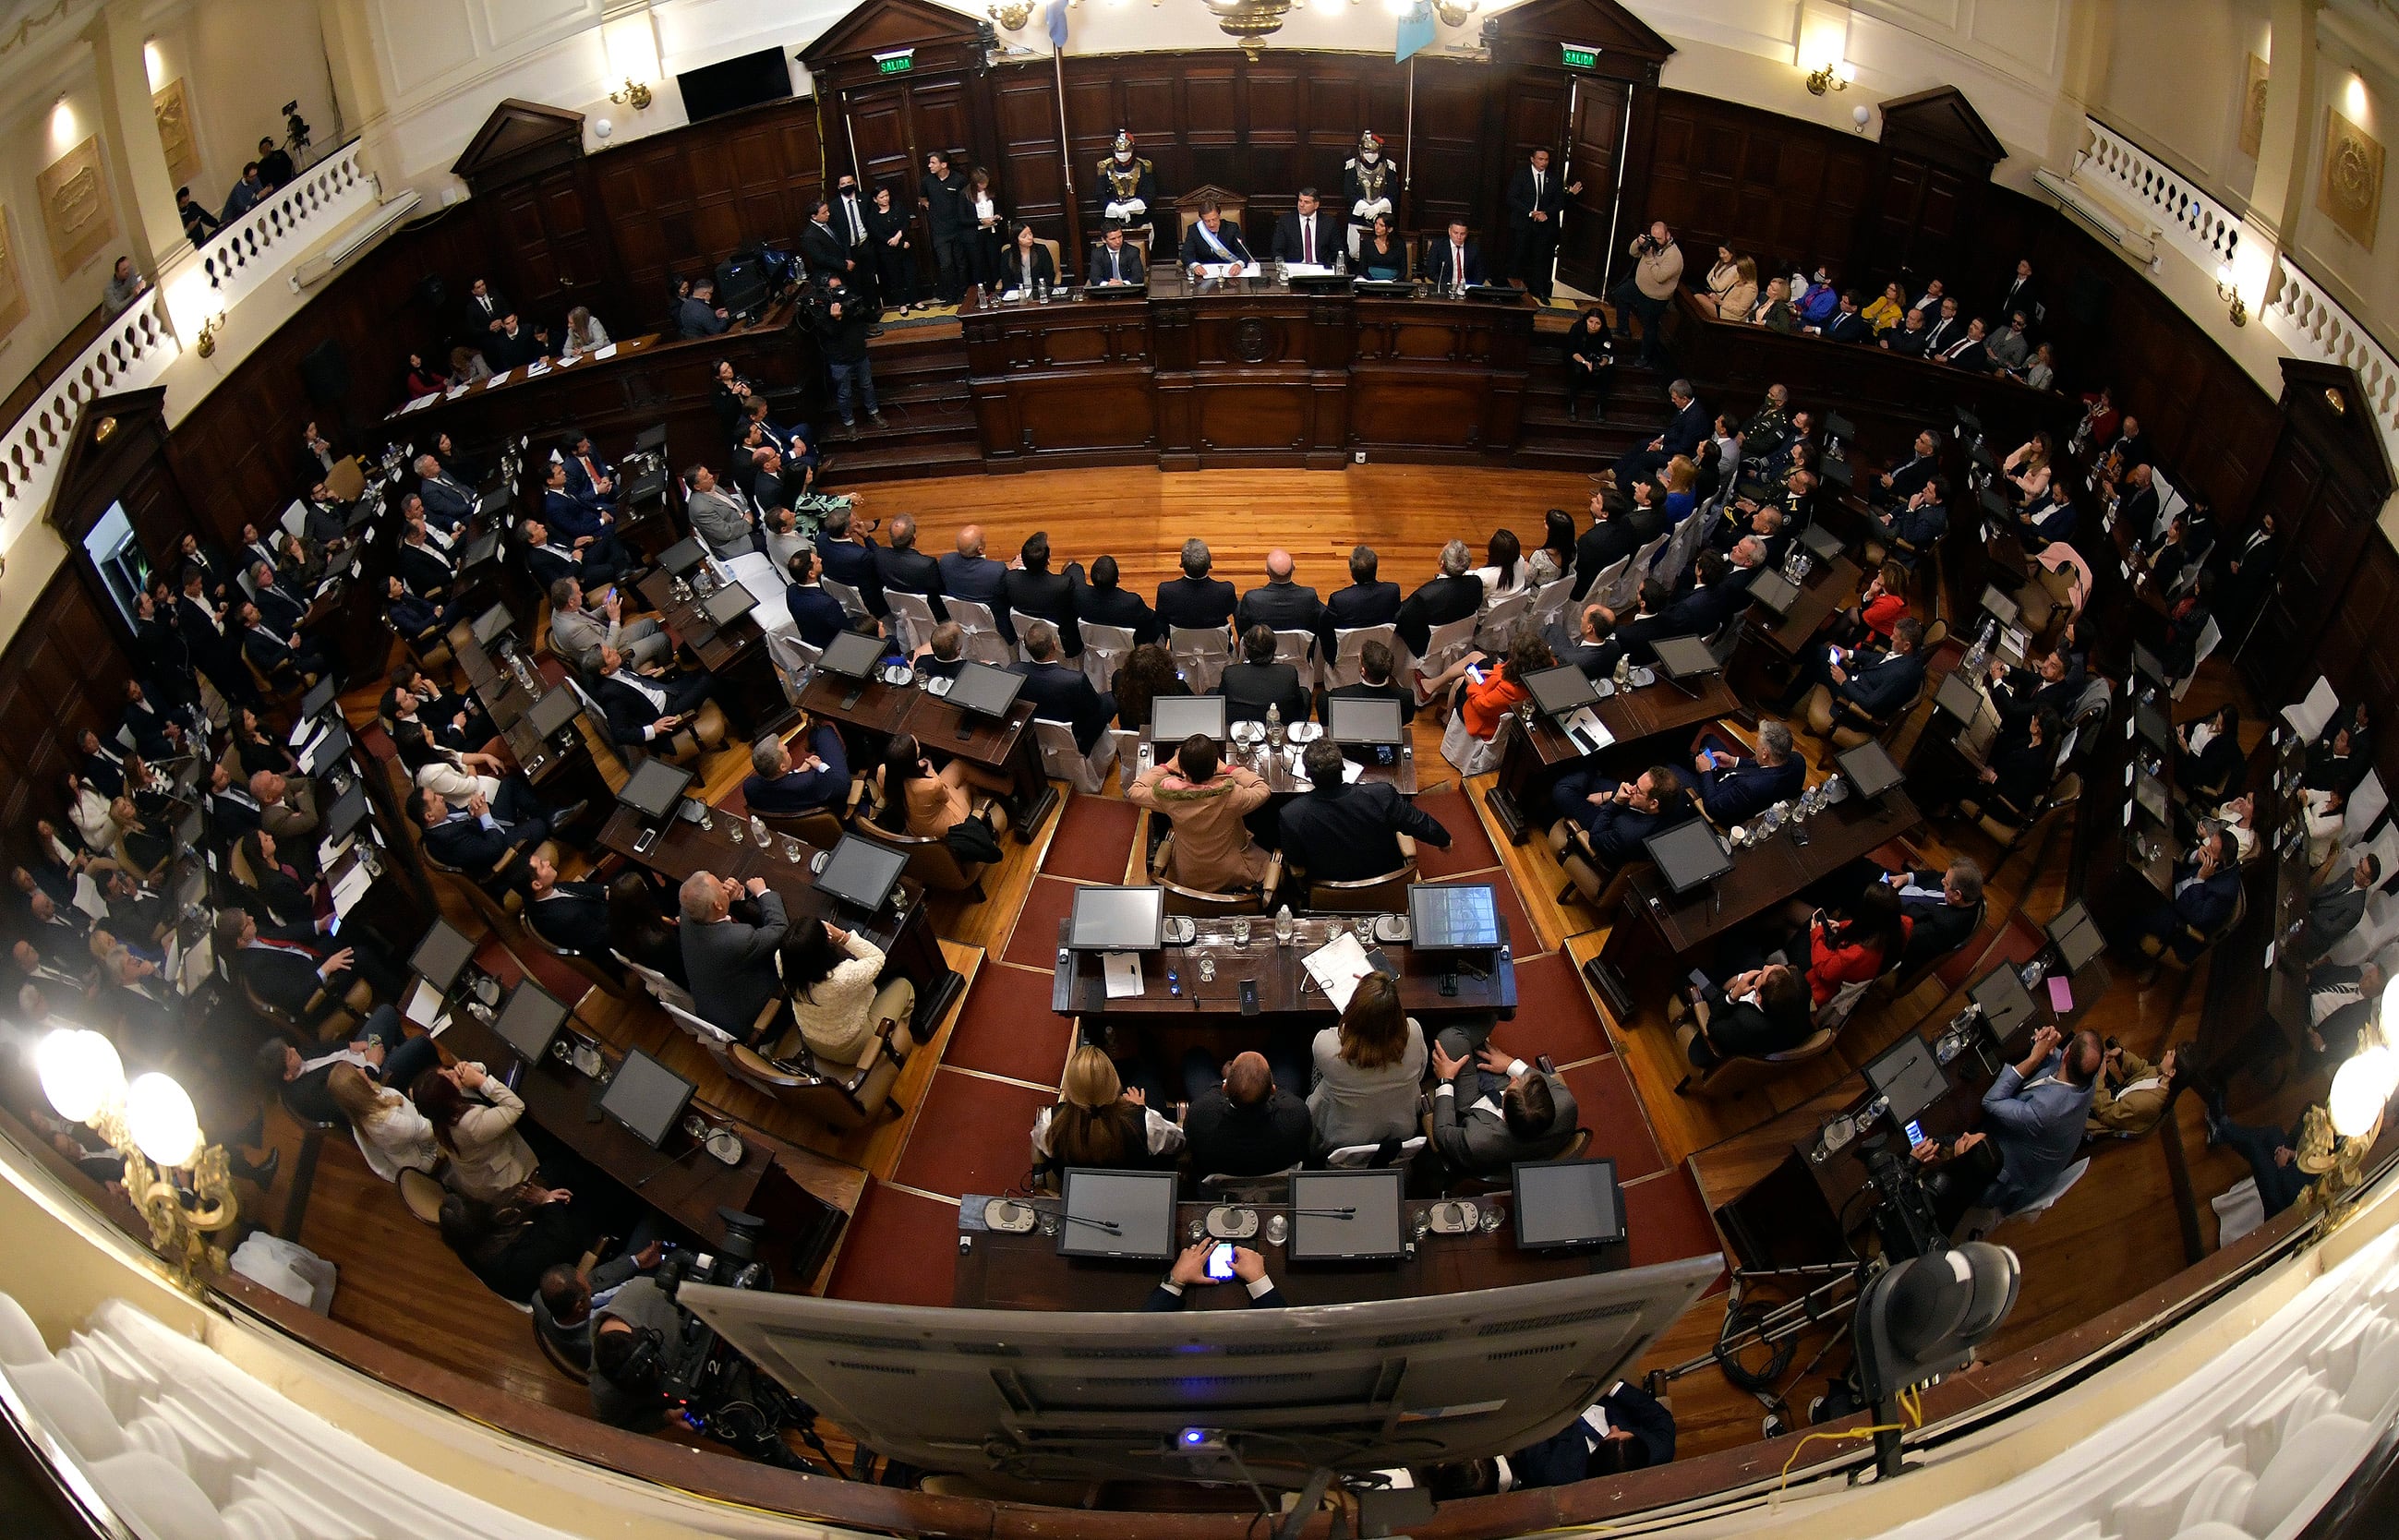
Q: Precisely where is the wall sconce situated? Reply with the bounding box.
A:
[195,308,223,357]
[2215,263,2248,326]
[1806,59,1855,96]
[39,1029,240,1290]
[609,78,653,110]
[989,0,1035,28]
[1431,0,1479,26]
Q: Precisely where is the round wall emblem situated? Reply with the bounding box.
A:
[1232,318,1271,362]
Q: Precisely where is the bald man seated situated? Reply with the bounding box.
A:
[935,523,1009,615]
[1236,549,1326,641]
[1178,1046,1313,1178]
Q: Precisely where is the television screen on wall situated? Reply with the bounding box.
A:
[676,48,794,124]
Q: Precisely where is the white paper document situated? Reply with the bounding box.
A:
[1303,931,1378,1013]
[1558,707,1614,755]
[1103,951,1145,999]
[403,977,447,1030]
[593,343,619,360]
[330,860,375,916]
[726,549,790,611]
[2284,676,2338,740]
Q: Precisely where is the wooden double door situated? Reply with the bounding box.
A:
[1494,68,1631,296]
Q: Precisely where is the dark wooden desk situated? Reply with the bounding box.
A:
[798,669,1054,839]
[445,632,600,797]
[1601,791,1923,974]
[1124,729,1419,796]
[961,271,1535,472]
[631,568,782,735]
[954,1196,1617,1310]
[1049,914,1515,1023]
[597,807,962,1036]
[1485,673,1742,842]
[440,993,847,1283]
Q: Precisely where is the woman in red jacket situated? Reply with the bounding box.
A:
[1833,561,1910,646]
[1804,882,1911,1005]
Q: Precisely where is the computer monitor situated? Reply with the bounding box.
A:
[524,686,581,738]
[174,803,204,856]
[1836,740,1906,800]
[818,629,887,680]
[944,660,1024,719]
[702,583,754,628]
[1149,694,1228,744]
[2131,641,2168,687]
[1408,884,1501,950]
[1977,584,2020,628]
[409,918,478,993]
[2135,701,2173,753]
[322,781,369,847]
[299,675,337,721]
[1286,1169,1405,1262]
[469,603,512,647]
[1800,523,1844,561]
[493,981,570,1065]
[1644,817,1735,896]
[1970,964,2039,1037]
[618,758,696,824]
[1979,486,2012,523]
[1326,695,1404,746]
[2134,768,2169,824]
[1650,635,1721,680]
[1863,1031,1949,1127]
[658,535,708,576]
[305,719,353,776]
[1744,569,1801,617]
[1934,668,1985,724]
[1068,884,1164,950]
[599,1049,696,1149]
[1824,412,1856,442]
[1822,453,1854,488]
[2047,900,2105,973]
[633,422,669,452]
[1055,1168,1177,1260]
[1512,1159,1624,1251]
[815,835,909,914]
[1524,664,1599,717]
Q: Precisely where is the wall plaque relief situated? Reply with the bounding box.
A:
[154,78,200,186]
[2238,54,2269,160]
[2319,108,2383,250]
[36,136,116,279]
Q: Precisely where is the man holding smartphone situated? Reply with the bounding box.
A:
[1144,1243,1286,1310]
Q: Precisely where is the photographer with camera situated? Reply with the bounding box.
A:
[589,1272,701,1428]
[1610,221,1682,368]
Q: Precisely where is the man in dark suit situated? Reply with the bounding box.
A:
[2115,463,2161,541]
[679,871,789,1041]
[1004,531,1084,656]
[541,459,615,545]
[1934,318,1991,371]
[1503,1382,1679,1488]
[1216,625,1310,727]
[741,724,851,815]
[1270,188,1340,268]
[1086,222,1147,287]
[1395,540,1485,656]
[1505,148,1579,302]
[1156,538,1237,632]
[1544,601,1623,680]
[521,516,622,595]
[485,314,544,370]
[1572,491,1656,601]
[1178,1050,1311,1178]
[937,523,1011,619]
[1326,640,1417,726]
[814,503,886,618]
[561,433,620,511]
[1995,258,2040,326]
[1011,623,1114,753]
[1802,618,1926,736]
[1612,379,1708,488]
[119,682,184,762]
[237,601,331,692]
[593,644,721,752]
[920,150,972,305]
[1235,549,1324,640]
[1421,218,1484,290]
[414,453,477,527]
[1889,860,1985,972]
[456,277,508,340]
[1072,555,1159,644]
[524,852,610,956]
[80,728,129,797]
[207,763,263,843]
[1550,764,1692,864]
[218,908,371,1032]
[1280,740,1451,882]
[1820,290,1874,343]
[1678,963,1813,1069]
[1692,717,1806,826]
[677,278,730,338]
[2135,832,2239,975]
[1875,429,1943,506]
[1660,551,1746,636]
[1605,582,1681,667]
[248,560,308,636]
[875,513,946,614]
[1919,295,1965,354]
[1178,201,1251,272]
[798,199,849,283]
[1882,307,1933,357]
[1319,545,1402,655]
[782,549,853,649]
[395,523,457,600]
[418,783,561,896]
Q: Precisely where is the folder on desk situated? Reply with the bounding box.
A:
[1303,932,1379,1013]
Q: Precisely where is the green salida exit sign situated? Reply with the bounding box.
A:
[1561,44,1599,69]
[874,49,914,75]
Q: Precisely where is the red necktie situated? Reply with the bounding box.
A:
[1303,222,1312,264]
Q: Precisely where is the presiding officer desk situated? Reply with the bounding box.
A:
[963,268,1537,472]
[954,1193,1617,1310]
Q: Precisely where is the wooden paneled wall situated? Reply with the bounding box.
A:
[0,570,135,851]
[584,101,827,307]
[1643,90,1877,283]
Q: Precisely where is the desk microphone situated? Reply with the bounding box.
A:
[1059,1212,1122,1235]
[1288,1208,1356,1220]
[636,1137,711,1189]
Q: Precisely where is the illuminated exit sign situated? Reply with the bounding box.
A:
[1561,44,1599,69]
[874,49,914,75]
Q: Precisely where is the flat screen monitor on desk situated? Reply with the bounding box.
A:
[1935,668,1986,724]
[1836,740,1906,800]
[816,835,909,914]
[1513,1159,1624,1251]
[2047,900,2106,973]
[1055,1169,1177,1260]
[1525,664,1599,717]
[1970,964,2039,1039]
[1149,694,1228,744]
[410,918,478,993]
[1287,1169,1405,1261]
[618,758,696,824]
[2132,642,2169,690]
[1863,1031,1949,1127]
[1069,884,1164,951]
[1409,884,1500,951]
[818,629,886,680]
[600,1049,695,1149]
[2134,768,2170,824]
[322,781,369,847]
[1651,635,1721,682]
[299,675,338,721]
[658,536,708,577]
[524,685,581,738]
[1800,523,1844,561]
[1743,569,1801,617]
[470,603,513,647]
[1645,818,1735,896]
[1327,695,1404,746]
[945,660,1024,721]
[701,583,754,629]
[493,981,570,1065]
[1977,584,2020,629]
[2136,702,2173,753]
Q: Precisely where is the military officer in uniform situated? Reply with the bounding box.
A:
[1098,130,1158,243]
[1343,130,1396,260]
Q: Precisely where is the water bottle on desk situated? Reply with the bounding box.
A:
[1274,905,1295,947]
[750,814,770,848]
[1266,702,1284,750]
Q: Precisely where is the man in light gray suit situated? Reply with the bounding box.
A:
[1915,1023,2099,1226]
[678,869,789,1041]
[762,506,811,574]
[684,464,753,558]
[1429,1026,1578,1174]
[549,577,668,674]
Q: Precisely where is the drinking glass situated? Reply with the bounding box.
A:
[1232,917,1251,948]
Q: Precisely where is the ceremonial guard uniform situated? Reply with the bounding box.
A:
[1098,130,1159,241]
[1342,130,1396,259]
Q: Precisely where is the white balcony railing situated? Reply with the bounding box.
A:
[0,139,379,557]
[0,289,179,553]
[192,138,376,314]
[2080,117,2399,473]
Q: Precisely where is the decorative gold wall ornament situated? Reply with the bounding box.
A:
[2318,108,2382,250]
[2238,54,2269,159]
[154,78,200,186]
[36,136,117,280]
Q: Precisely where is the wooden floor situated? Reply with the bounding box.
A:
[271,463,2312,1473]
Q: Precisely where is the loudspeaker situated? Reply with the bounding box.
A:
[299,339,350,405]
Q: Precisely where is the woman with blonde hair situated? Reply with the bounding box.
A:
[329,1062,440,1180]
[1031,1044,1185,1173]
[561,306,610,359]
[1695,253,1756,319]
[1307,972,1427,1149]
